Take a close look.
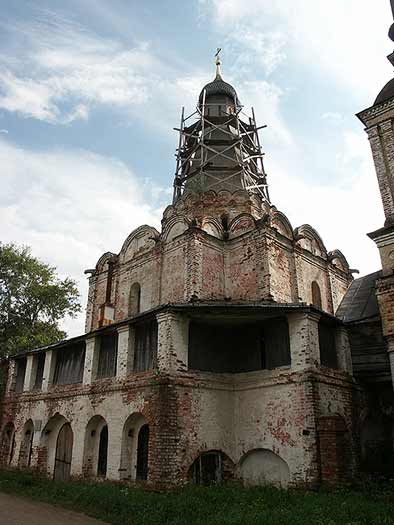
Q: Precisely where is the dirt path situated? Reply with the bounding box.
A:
[0,492,109,524]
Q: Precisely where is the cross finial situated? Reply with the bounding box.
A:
[215,48,222,78]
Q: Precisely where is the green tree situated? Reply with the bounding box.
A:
[0,243,81,358]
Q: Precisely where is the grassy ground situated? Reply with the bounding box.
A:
[0,470,393,525]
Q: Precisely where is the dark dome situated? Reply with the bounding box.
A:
[198,75,239,105]
[374,77,394,106]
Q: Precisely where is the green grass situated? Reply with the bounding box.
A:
[0,470,393,525]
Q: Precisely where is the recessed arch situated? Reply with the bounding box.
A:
[19,419,34,468]
[270,209,294,240]
[189,450,234,484]
[0,422,15,466]
[54,423,73,481]
[128,282,141,317]
[294,224,327,258]
[238,448,290,487]
[40,413,70,478]
[82,415,109,479]
[120,413,149,481]
[311,281,322,309]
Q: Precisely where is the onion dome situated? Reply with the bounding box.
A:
[374,78,394,106]
[198,51,240,106]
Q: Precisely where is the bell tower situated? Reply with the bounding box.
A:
[173,50,270,204]
[357,1,394,384]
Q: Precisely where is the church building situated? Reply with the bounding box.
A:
[1,20,393,486]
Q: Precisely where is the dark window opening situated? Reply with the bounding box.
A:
[312,281,322,309]
[97,425,108,477]
[188,318,290,373]
[53,343,85,385]
[136,424,149,480]
[97,333,118,378]
[319,321,337,368]
[134,319,158,372]
[191,452,223,484]
[15,358,27,393]
[33,353,45,390]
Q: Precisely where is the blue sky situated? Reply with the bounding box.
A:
[1,0,393,336]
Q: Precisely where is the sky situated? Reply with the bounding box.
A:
[1,0,393,337]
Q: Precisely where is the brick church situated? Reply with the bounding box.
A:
[1,10,394,486]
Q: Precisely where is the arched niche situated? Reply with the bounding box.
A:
[83,415,109,479]
[201,219,223,239]
[163,218,189,242]
[328,250,350,273]
[95,252,117,273]
[294,224,327,258]
[120,413,149,481]
[120,225,159,264]
[19,419,34,468]
[238,448,290,487]
[0,422,15,466]
[128,282,141,317]
[229,214,256,238]
[311,281,322,309]
[270,209,294,240]
[40,413,70,479]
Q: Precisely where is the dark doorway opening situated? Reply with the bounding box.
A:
[136,424,149,480]
[97,425,108,477]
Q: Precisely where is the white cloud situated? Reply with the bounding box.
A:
[268,128,382,275]
[0,16,175,124]
[202,0,392,102]
[0,138,162,336]
[0,129,8,133]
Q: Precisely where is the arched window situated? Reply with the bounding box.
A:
[136,424,149,481]
[129,283,141,317]
[311,281,322,309]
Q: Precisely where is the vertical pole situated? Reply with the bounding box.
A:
[173,107,185,203]
[200,90,206,172]
[252,106,270,203]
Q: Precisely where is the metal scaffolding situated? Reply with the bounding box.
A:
[172,96,270,204]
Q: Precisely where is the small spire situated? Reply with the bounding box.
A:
[215,48,222,79]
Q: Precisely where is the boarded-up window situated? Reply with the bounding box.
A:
[188,318,290,373]
[33,353,45,390]
[319,321,337,368]
[262,319,291,369]
[14,358,27,393]
[53,344,85,385]
[134,319,158,372]
[97,333,118,378]
[312,281,322,309]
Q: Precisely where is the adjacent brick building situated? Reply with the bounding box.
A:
[1,35,393,486]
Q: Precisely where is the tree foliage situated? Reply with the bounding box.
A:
[0,243,81,357]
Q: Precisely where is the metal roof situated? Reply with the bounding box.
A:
[336,270,381,323]
[198,75,239,105]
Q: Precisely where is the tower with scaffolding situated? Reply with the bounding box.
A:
[173,51,270,204]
